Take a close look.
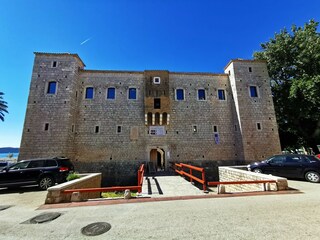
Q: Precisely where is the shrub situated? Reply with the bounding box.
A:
[66,172,80,181]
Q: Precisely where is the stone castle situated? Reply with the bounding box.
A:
[19,52,281,171]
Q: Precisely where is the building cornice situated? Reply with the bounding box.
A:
[80,69,144,74]
[34,52,86,67]
[224,59,267,70]
[81,69,228,76]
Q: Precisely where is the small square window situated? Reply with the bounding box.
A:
[85,87,94,99]
[117,126,122,133]
[218,89,226,100]
[176,89,184,100]
[198,89,206,100]
[250,86,258,98]
[95,126,100,133]
[129,88,137,100]
[52,61,57,68]
[153,77,161,84]
[249,67,252,72]
[193,125,197,133]
[107,87,115,99]
[47,81,57,94]
[44,123,49,131]
[213,125,218,133]
[154,98,161,109]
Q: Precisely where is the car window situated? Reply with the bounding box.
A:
[45,160,58,167]
[285,156,303,163]
[268,156,285,164]
[9,161,29,170]
[27,160,45,168]
[304,155,320,162]
[56,159,73,168]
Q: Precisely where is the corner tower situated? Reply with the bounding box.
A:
[225,60,281,161]
[19,52,85,160]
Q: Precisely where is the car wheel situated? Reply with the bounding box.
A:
[38,176,55,190]
[305,171,320,183]
[253,168,263,173]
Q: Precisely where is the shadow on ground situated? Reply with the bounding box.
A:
[0,186,42,195]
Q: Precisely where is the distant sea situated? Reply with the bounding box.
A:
[0,153,19,159]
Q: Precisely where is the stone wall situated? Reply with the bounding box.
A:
[218,166,288,192]
[45,173,101,204]
[19,53,84,160]
[19,53,282,173]
[225,60,281,162]
[74,160,146,186]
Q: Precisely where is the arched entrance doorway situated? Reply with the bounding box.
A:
[150,148,165,171]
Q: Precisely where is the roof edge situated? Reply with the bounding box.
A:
[81,69,144,74]
[33,52,86,67]
[224,59,267,70]
[81,69,228,76]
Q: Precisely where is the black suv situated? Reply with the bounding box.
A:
[0,157,74,190]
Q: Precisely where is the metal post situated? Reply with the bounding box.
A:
[190,169,193,184]
[202,170,207,192]
[138,169,141,186]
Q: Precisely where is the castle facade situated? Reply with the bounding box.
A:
[19,52,281,170]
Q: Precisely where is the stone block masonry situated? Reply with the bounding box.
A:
[19,53,281,181]
[218,167,288,192]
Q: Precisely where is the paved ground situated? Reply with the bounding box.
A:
[141,175,205,197]
[1,180,320,239]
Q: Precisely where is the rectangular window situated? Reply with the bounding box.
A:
[95,126,100,133]
[117,125,122,133]
[47,81,57,94]
[249,67,252,72]
[52,61,57,68]
[218,89,226,100]
[257,122,262,130]
[198,89,206,100]
[153,77,161,84]
[85,87,94,99]
[128,88,137,99]
[176,89,184,100]
[44,123,49,131]
[250,86,258,97]
[154,98,161,109]
[71,124,75,133]
[213,125,218,133]
[107,87,115,99]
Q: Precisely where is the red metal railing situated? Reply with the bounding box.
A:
[63,164,145,194]
[174,163,207,191]
[137,164,145,190]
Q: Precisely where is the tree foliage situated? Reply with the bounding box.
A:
[254,20,320,153]
[0,92,9,122]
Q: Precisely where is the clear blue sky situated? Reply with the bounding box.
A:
[0,0,319,148]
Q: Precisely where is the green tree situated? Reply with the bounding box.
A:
[0,92,8,122]
[254,20,320,153]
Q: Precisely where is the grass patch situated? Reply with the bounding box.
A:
[101,191,137,198]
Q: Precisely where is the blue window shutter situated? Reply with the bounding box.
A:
[129,88,136,99]
[85,87,94,99]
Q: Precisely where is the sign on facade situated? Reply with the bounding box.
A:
[149,126,165,136]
